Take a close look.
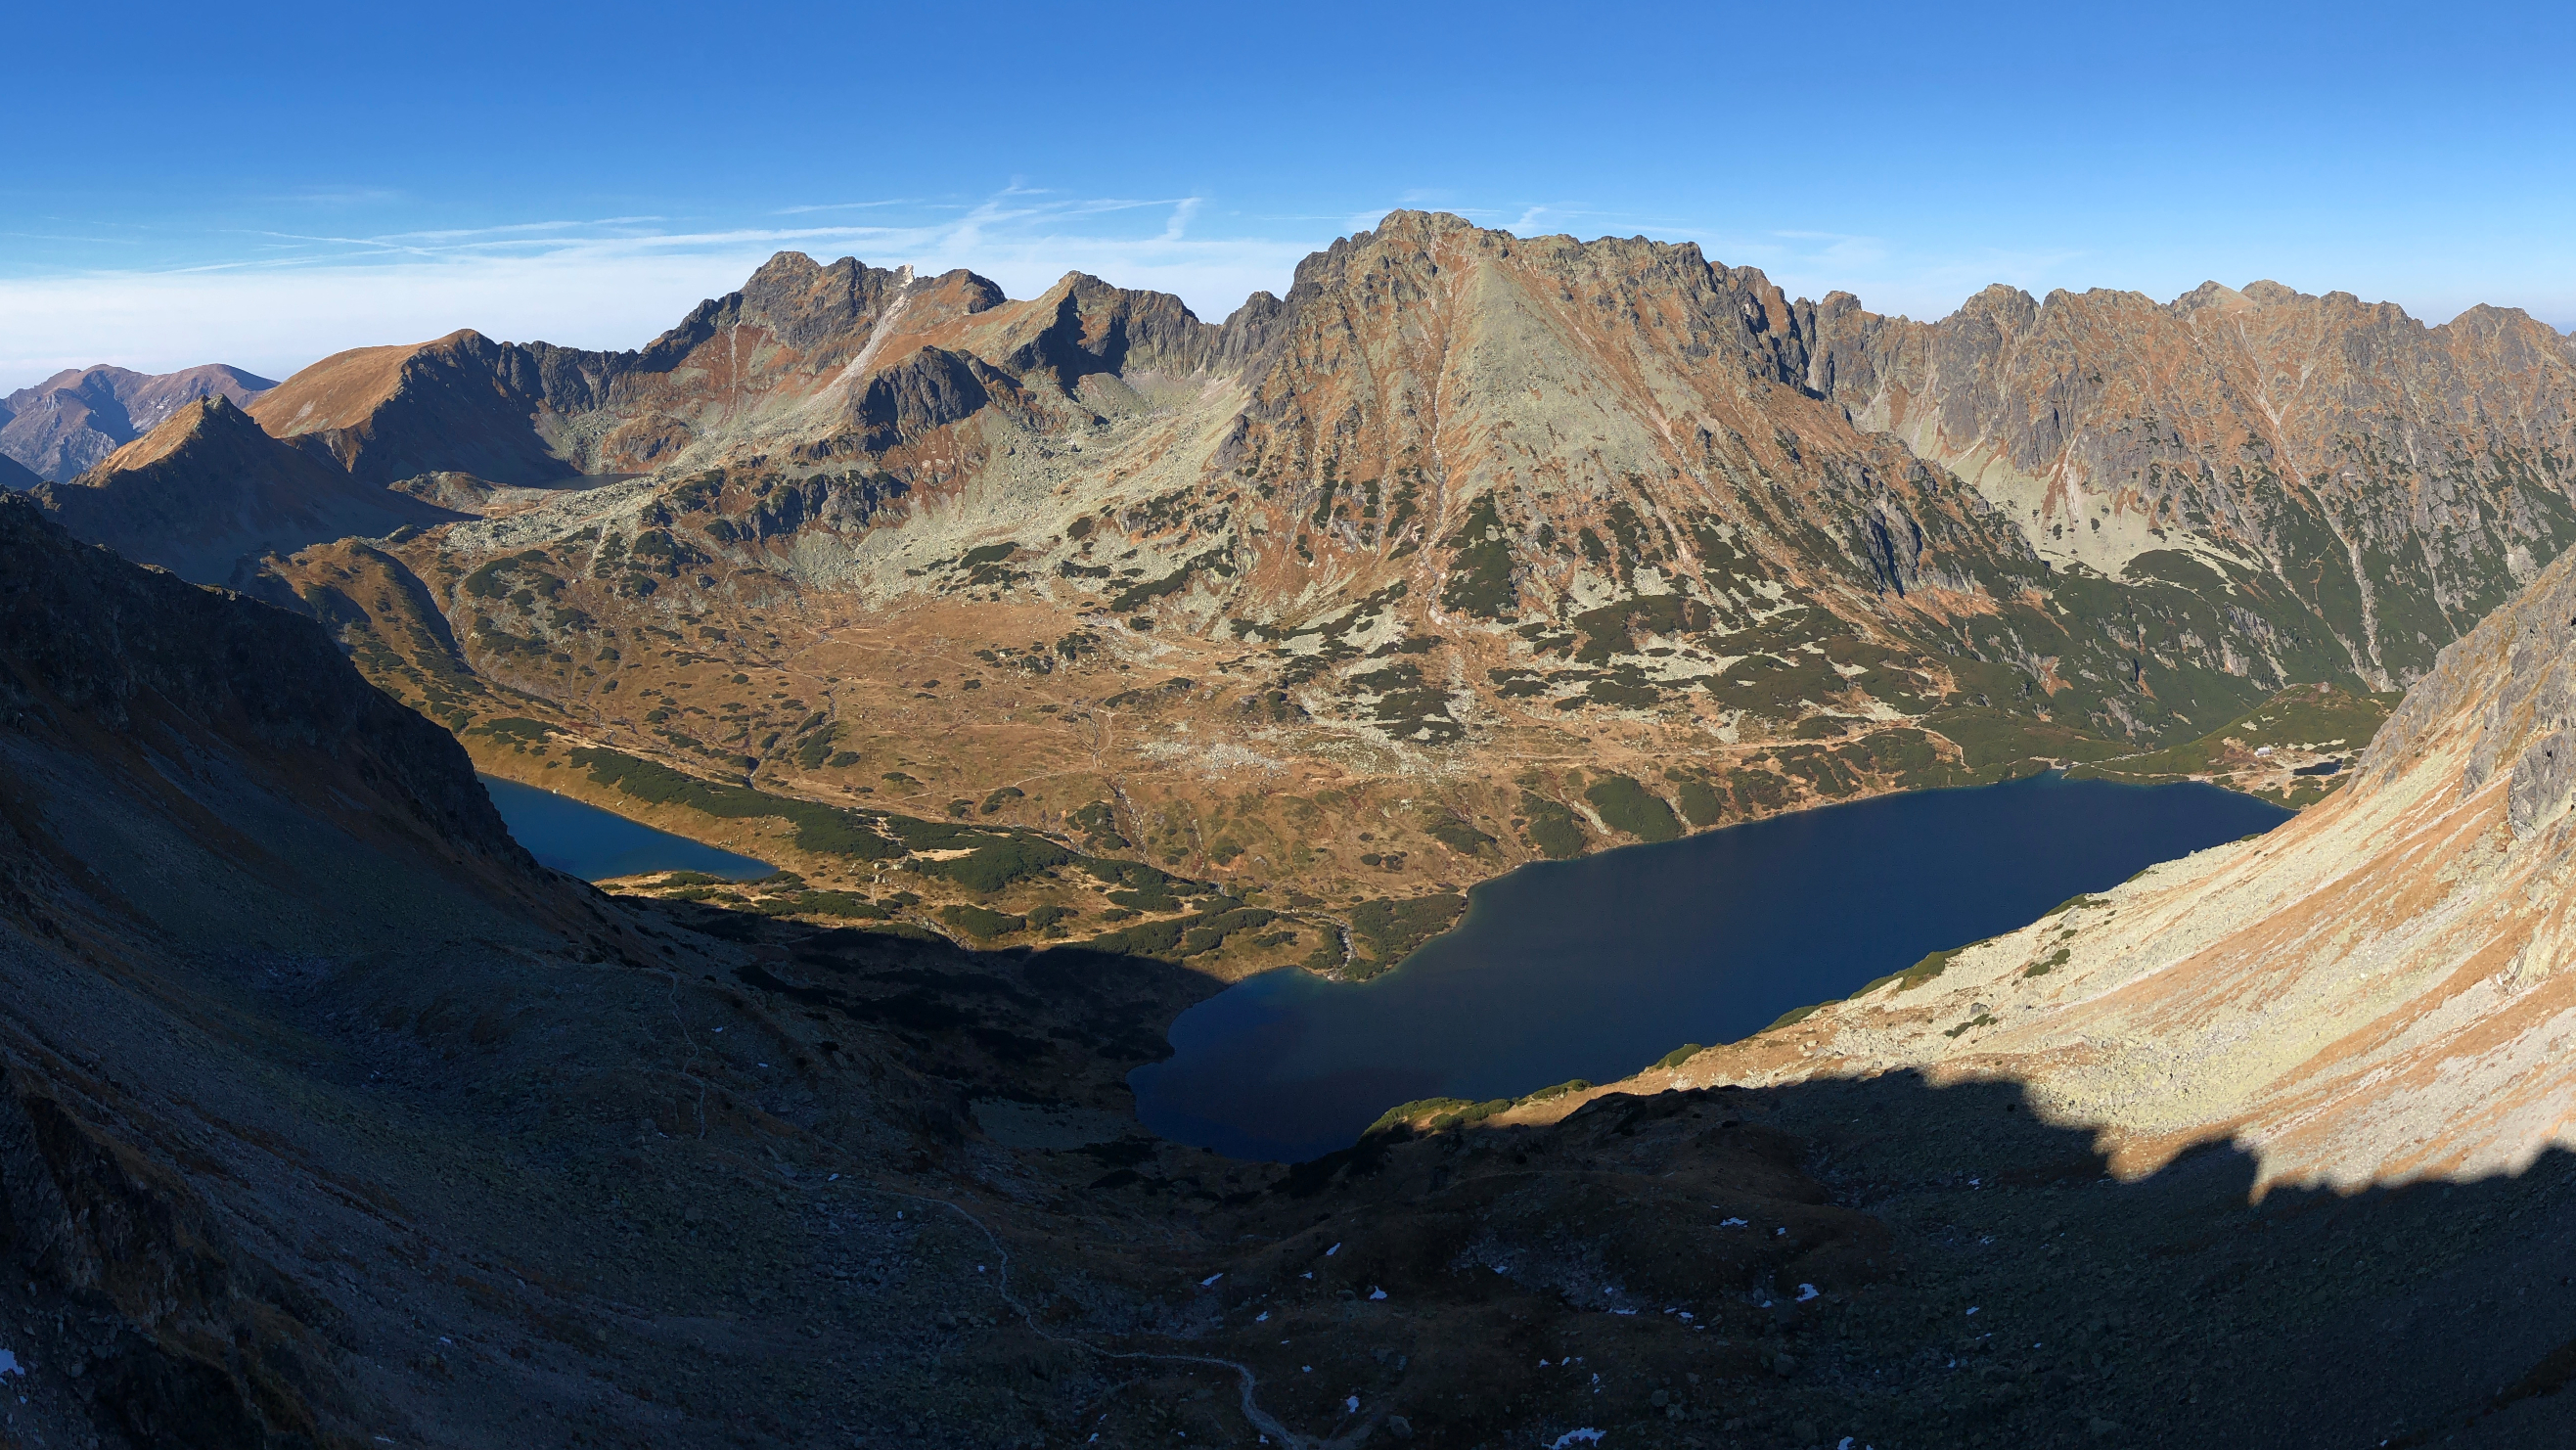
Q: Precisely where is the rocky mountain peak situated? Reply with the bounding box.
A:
[94,391,264,473]
[0,361,275,482]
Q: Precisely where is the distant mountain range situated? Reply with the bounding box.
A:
[0,361,274,481]
[21,213,2576,914]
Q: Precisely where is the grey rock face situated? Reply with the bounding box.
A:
[2508,728,2576,838]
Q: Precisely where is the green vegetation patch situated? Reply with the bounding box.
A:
[914,835,1072,894]
[1670,774,1725,830]
[1367,1075,1595,1136]
[469,716,555,745]
[1518,792,1587,859]
[1583,774,1682,842]
[790,892,888,920]
[568,748,903,859]
[2065,682,2399,793]
[1346,892,1467,970]
[1425,815,1497,856]
[939,903,1026,939]
[1850,943,1971,998]
[1437,494,1517,618]
[1651,1043,1707,1071]
[1073,904,1275,961]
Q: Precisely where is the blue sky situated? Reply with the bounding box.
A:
[4,0,2571,389]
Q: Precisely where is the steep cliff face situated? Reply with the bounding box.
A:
[1806,280,2576,688]
[0,362,275,481]
[31,395,460,584]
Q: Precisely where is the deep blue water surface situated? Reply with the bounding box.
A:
[1131,773,2289,1162]
[479,775,771,882]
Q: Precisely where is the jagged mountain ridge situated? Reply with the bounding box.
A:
[246,255,1281,485]
[1805,279,2576,689]
[27,212,2566,926]
[0,361,275,481]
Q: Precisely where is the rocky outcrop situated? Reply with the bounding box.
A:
[0,363,275,482]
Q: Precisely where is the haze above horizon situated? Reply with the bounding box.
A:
[4,0,2570,392]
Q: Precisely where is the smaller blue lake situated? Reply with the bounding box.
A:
[479,775,772,882]
[1131,773,2290,1162]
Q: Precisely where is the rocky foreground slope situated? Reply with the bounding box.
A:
[1615,518,2576,1197]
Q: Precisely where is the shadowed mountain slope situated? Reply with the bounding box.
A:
[30,394,462,584]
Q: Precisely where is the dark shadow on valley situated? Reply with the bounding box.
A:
[699,900,2576,1450]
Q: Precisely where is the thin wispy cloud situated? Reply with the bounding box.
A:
[773,199,930,215]
[268,186,407,206]
[10,186,2532,394]
[0,190,1323,389]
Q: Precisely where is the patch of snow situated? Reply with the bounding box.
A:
[1326,1243,1340,1256]
[1368,1287,1387,1300]
[1719,1216,1748,1227]
[1795,1284,1819,1302]
[1201,1272,1224,1287]
[1550,1430,1606,1448]
[1344,1395,1359,1413]
[0,1348,22,1378]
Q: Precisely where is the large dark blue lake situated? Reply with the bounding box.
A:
[479,775,772,882]
[1131,773,2289,1162]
